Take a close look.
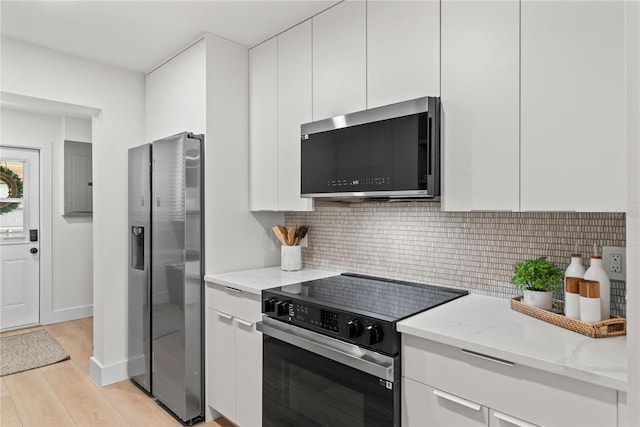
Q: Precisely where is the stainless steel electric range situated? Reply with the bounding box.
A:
[258,273,468,427]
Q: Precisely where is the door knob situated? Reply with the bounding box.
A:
[30,248,38,254]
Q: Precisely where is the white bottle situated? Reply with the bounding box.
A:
[579,280,602,323]
[583,256,611,320]
[564,255,585,320]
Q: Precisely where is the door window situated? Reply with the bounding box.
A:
[0,161,26,239]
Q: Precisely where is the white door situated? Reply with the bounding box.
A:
[0,147,40,330]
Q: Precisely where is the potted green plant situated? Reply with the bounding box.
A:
[510,257,564,310]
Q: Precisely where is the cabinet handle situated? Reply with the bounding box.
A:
[493,411,539,427]
[235,318,254,328]
[215,310,233,320]
[432,389,481,411]
[225,286,242,293]
[461,349,515,367]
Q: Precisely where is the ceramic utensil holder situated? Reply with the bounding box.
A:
[281,245,302,271]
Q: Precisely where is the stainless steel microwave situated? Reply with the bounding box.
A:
[300,97,440,200]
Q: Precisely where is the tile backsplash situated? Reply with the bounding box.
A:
[286,201,627,316]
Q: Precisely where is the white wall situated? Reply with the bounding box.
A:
[65,116,92,142]
[626,0,640,423]
[1,37,146,386]
[52,117,93,312]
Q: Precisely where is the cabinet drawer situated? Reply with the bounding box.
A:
[402,336,617,426]
[206,283,261,323]
[403,377,489,427]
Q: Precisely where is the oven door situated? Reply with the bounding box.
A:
[258,317,400,427]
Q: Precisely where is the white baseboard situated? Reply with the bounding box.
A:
[89,356,128,387]
[42,304,93,325]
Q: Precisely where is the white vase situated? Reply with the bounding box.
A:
[281,245,302,271]
[564,255,585,320]
[583,256,611,319]
[523,290,553,311]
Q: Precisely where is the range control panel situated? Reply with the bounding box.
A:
[262,289,398,356]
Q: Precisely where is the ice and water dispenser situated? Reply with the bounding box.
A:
[131,226,145,270]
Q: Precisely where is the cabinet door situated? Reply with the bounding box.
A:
[146,39,206,143]
[277,20,314,211]
[520,1,626,211]
[249,37,279,211]
[490,410,538,427]
[403,378,489,427]
[440,0,520,211]
[618,391,628,427]
[367,0,440,108]
[206,308,237,421]
[312,0,366,120]
[235,318,263,427]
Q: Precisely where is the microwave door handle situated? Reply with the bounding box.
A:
[257,318,395,382]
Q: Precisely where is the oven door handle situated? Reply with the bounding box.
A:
[258,318,396,382]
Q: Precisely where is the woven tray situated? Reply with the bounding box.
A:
[510,296,626,338]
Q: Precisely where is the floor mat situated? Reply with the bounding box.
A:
[0,330,70,376]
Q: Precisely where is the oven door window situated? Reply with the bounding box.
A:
[263,335,398,427]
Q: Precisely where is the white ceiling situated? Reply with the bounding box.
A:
[0,0,339,73]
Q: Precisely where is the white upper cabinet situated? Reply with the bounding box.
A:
[312,0,366,120]
[249,37,278,211]
[249,22,314,212]
[441,0,520,211]
[520,0,626,211]
[367,0,440,108]
[277,20,314,211]
[146,39,206,143]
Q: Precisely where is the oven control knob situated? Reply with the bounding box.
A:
[276,300,290,317]
[347,319,363,339]
[263,297,276,313]
[366,324,384,345]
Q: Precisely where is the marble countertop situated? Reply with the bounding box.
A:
[397,294,627,391]
[204,266,341,295]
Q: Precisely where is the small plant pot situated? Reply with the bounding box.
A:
[523,290,553,311]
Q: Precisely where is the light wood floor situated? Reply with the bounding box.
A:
[0,318,234,427]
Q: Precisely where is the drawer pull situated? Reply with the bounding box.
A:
[461,349,515,367]
[493,411,539,427]
[432,389,481,411]
[225,286,242,293]
[235,318,254,327]
[215,310,233,320]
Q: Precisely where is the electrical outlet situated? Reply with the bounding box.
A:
[602,246,626,281]
[610,254,622,272]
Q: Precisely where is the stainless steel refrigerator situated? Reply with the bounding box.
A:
[128,131,204,424]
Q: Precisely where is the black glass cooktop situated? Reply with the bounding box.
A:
[274,273,468,321]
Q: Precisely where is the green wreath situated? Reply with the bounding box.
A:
[0,164,24,215]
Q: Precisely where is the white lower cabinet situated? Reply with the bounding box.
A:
[206,283,262,427]
[402,335,618,427]
[403,378,489,426]
[618,392,628,427]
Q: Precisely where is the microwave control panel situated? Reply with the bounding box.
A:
[328,177,392,188]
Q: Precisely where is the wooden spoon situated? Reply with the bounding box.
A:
[272,226,287,246]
